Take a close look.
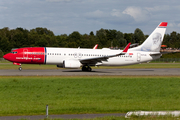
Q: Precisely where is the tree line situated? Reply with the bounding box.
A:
[0,27,180,57]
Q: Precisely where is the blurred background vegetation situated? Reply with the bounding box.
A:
[0,27,180,57]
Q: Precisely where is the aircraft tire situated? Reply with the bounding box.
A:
[82,66,86,71]
[87,67,92,72]
[82,66,92,72]
[19,67,22,71]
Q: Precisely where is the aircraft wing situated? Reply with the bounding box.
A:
[80,43,131,65]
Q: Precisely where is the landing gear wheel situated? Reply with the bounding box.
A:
[82,66,92,72]
[82,66,86,71]
[87,66,92,72]
[19,67,22,71]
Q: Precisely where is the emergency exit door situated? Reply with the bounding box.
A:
[137,53,141,62]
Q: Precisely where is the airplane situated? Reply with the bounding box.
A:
[3,22,168,71]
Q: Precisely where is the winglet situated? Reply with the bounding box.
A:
[123,43,131,52]
[118,43,131,56]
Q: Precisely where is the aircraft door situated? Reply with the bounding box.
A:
[137,53,141,62]
[23,49,28,58]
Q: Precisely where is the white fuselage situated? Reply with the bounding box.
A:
[45,47,160,66]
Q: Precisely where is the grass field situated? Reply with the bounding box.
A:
[29,116,180,120]
[0,76,180,117]
[46,116,180,120]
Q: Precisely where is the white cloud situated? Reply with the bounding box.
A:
[145,5,170,12]
[168,23,175,27]
[111,9,122,17]
[122,6,150,22]
[46,0,83,2]
[174,5,180,10]
[0,6,7,10]
[46,0,72,2]
[177,23,180,27]
[1,0,180,35]
[85,10,107,18]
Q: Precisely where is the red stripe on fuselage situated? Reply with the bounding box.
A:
[7,47,45,64]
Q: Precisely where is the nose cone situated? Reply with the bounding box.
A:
[3,54,11,61]
[3,54,7,60]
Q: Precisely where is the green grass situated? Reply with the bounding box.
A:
[42,116,127,120]
[14,116,180,120]
[0,76,180,116]
[21,116,180,120]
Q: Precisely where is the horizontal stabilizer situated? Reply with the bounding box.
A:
[150,53,161,56]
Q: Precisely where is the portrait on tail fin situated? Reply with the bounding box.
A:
[129,22,168,52]
[141,32,162,52]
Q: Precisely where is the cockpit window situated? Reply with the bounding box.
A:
[11,51,18,54]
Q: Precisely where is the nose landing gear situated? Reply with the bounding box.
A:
[13,62,22,71]
[18,67,22,71]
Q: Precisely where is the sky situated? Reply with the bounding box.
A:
[0,0,180,35]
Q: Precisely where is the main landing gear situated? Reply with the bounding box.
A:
[82,65,92,72]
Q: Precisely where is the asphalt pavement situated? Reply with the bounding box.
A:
[0,68,180,76]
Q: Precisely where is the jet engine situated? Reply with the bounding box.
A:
[63,60,81,68]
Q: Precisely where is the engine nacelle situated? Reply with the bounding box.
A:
[63,60,81,68]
